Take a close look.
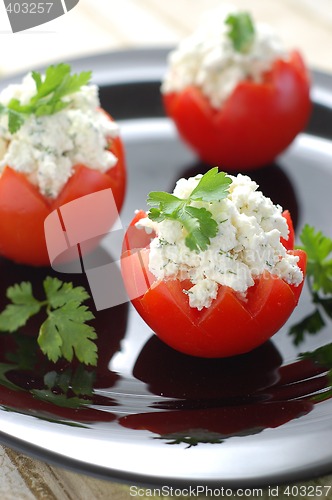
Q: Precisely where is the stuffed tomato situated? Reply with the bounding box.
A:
[0,64,126,266]
[121,168,306,358]
[162,8,311,169]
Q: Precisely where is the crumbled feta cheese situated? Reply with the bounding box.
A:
[186,279,218,310]
[0,73,119,198]
[138,173,303,310]
[161,5,287,108]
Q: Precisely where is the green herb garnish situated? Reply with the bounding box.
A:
[289,309,325,346]
[289,225,332,344]
[147,168,231,252]
[0,277,97,366]
[297,224,332,294]
[225,12,255,53]
[0,63,92,133]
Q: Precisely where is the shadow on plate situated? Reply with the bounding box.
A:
[118,334,332,446]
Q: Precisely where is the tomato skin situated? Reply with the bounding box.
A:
[0,119,126,266]
[121,211,307,358]
[163,51,311,169]
[281,209,295,250]
[0,167,51,266]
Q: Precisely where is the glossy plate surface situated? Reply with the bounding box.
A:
[0,49,332,487]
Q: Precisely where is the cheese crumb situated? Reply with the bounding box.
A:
[138,173,303,310]
[161,5,287,108]
[0,73,119,198]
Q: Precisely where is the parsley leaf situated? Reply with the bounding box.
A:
[300,343,332,368]
[39,301,97,365]
[190,169,231,202]
[43,276,90,309]
[7,109,25,134]
[0,63,92,134]
[298,344,332,402]
[181,206,218,252]
[147,168,231,252]
[225,12,255,53]
[289,309,325,346]
[298,225,332,294]
[0,282,42,332]
[288,225,332,345]
[0,277,97,366]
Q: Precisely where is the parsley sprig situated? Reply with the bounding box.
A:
[289,225,332,345]
[298,225,332,294]
[0,277,97,366]
[147,168,231,252]
[225,12,256,53]
[0,63,92,134]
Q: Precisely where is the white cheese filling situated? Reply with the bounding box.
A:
[137,173,303,311]
[0,73,119,198]
[161,5,287,108]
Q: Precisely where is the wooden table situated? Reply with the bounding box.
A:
[0,0,332,498]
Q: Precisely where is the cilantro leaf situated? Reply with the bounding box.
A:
[225,12,255,53]
[31,64,71,100]
[288,226,332,345]
[289,309,325,345]
[190,168,231,202]
[298,346,332,403]
[43,276,90,309]
[54,69,92,98]
[181,206,218,252]
[0,277,97,366]
[147,168,230,252]
[31,70,42,90]
[39,301,97,365]
[7,109,25,134]
[299,225,332,263]
[300,343,332,369]
[1,63,92,133]
[30,65,91,116]
[0,282,42,332]
[147,192,183,216]
[298,225,332,294]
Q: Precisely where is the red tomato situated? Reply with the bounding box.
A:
[280,209,295,251]
[121,210,306,358]
[163,51,311,169]
[0,116,126,267]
